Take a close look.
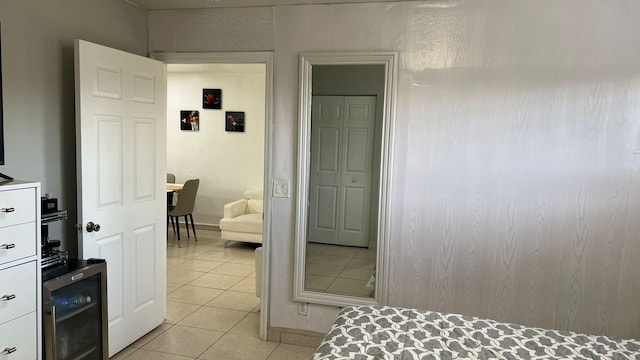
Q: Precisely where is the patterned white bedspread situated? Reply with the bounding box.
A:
[312,305,640,359]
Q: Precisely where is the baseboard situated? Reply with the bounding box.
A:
[266,327,324,349]
[194,223,220,231]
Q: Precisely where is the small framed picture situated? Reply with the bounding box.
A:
[180,110,199,131]
[225,111,245,132]
[203,89,222,109]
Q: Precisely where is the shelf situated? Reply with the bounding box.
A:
[42,210,68,224]
[56,302,98,323]
[61,342,98,360]
[70,345,98,360]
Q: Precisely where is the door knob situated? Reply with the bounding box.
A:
[86,222,101,233]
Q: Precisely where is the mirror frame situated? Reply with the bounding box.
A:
[294,51,398,307]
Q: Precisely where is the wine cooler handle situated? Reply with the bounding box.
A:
[51,304,58,353]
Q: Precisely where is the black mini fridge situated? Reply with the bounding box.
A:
[42,259,108,360]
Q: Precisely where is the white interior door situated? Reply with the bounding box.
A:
[308,96,376,247]
[75,40,167,356]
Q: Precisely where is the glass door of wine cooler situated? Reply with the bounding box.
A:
[42,259,108,360]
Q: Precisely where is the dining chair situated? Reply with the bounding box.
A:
[166,173,177,207]
[168,178,199,247]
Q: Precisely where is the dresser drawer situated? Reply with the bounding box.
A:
[0,223,36,266]
[0,312,37,360]
[0,262,36,325]
[0,188,36,229]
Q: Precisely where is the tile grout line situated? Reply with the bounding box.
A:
[116,230,313,359]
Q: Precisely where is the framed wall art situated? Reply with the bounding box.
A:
[225,111,245,132]
[180,110,199,131]
[203,88,222,109]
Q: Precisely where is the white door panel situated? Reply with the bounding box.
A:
[96,115,124,208]
[343,187,365,231]
[340,97,375,246]
[308,97,342,245]
[95,233,126,323]
[75,39,166,356]
[309,96,376,247]
[316,185,338,230]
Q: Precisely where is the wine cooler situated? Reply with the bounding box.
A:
[42,259,108,360]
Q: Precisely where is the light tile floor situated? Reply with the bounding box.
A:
[305,242,376,297]
[110,229,317,360]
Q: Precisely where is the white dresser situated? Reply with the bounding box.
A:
[0,181,41,360]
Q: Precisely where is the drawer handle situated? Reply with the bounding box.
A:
[0,207,15,213]
[2,347,17,354]
[0,244,15,250]
[0,294,16,301]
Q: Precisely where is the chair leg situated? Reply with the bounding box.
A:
[170,216,176,236]
[167,216,173,244]
[184,215,190,238]
[175,217,181,247]
[189,214,197,241]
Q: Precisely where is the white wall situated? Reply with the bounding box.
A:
[149,1,640,339]
[167,64,265,225]
[0,0,148,256]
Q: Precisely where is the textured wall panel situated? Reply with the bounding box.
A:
[150,0,640,339]
[148,7,273,52]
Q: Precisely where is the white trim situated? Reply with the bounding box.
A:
[151,51,274,341]
[294,51,398,307]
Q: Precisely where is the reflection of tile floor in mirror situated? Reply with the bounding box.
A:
[110,229,317,360]
[305,242,376,298]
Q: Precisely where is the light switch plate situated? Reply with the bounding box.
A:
[273,179,290,198]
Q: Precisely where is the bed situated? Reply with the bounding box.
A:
[312,305,640,359]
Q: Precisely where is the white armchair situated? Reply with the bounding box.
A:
[219,189,263,244]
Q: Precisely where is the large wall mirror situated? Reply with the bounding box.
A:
[294,52,398,307]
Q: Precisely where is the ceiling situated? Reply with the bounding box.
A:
[126,0,412,10]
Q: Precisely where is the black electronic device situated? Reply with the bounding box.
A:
[41,196,59,214]
[41,204,69,269]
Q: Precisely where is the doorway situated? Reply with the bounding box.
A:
[308,95,377,248]
[165,63,266,228]
[153,52,273,341]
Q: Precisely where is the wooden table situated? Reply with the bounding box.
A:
[167,183,183,207]
[167,183,184,192]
